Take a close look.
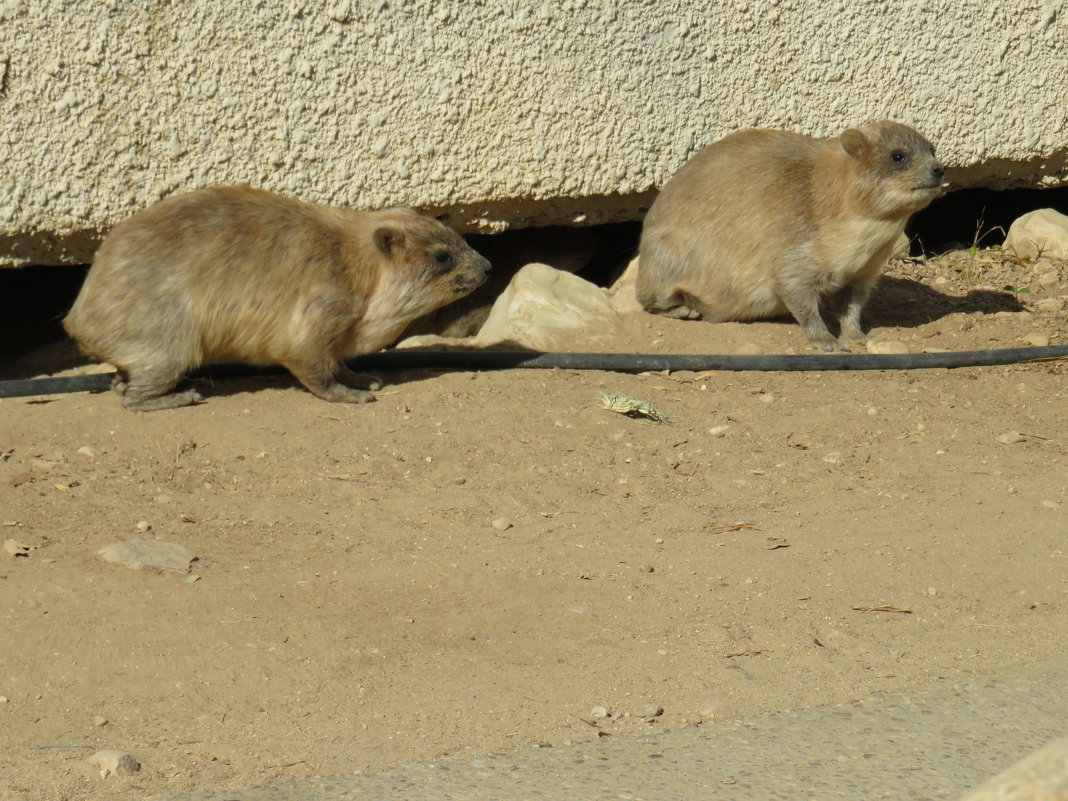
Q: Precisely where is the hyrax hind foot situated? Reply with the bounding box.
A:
[122,389,204,412]
[337,365,383,392]
[287,360,378,404]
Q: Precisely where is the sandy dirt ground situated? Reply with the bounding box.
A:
[1,247,1066,801]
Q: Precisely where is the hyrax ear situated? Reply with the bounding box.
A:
[373,226,404,257]
[839,128,870,160]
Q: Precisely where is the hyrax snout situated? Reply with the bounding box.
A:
[63,185,491,410]
[637,121,945,351]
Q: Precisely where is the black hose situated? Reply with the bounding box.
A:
[1,345,1065,400]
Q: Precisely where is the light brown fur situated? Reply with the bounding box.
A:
[637,121,945,351]
[64,185,491,410]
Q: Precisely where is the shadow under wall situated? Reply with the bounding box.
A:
[864,276,1022,330]
[0,265,89,379]
[907,186,1068,253]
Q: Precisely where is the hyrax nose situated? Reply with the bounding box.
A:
[931,162,945,180]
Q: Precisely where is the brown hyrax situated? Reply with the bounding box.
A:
[637,121,946,351]
[63,186,491,410]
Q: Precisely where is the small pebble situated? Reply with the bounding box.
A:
[1034,297,1064,313]
[0,696,8,703]
[1037,271,1061,290]
[4,539,33,558]
[87,750,140,779]
[996,431,1027,444]
[588,705,610,720]
[98,538,196,573]
[93,715,108,727]
[639,564,655,573]
[453,477,466,485]
[707,424,730,437]
[866,340,910,355]
[633,703,664,718]
[993,310,1034,320]
[135,521,151,533]
[77,445,98,459]
[1042,500,1061,509]
[1022,333,1050,347]
[491,517,513,531]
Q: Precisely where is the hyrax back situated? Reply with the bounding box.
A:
[637,121,945,351]
[63,186,490,410]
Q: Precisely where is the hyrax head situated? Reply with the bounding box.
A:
[839,121,946,216]
[372,209,491,300]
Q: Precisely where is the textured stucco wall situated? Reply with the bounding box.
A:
[1,0,1065,267]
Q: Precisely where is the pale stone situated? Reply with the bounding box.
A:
[4,539,33,558]
[474,263,625,351]
[960,737,1068,801]
[1037,271,1061,291]
[605,257,645,314]
[1021,333,1050,347]
[87,750,140,779]
[97,537,197,573]
[866,340,911,355]
[1004,209,1068,261]
[996,431,1027,444]
[1033,298,1064,313]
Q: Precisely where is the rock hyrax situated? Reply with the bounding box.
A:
[637,121,945,351]
[64,186,491,410]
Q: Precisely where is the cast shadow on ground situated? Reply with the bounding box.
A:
[863,276,1022,329]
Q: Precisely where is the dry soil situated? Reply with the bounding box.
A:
[1,247,1066,801]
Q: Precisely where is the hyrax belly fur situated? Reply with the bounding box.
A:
[64,186,491,410]
[637,121,945,351]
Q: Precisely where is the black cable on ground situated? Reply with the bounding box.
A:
[1,345,1065,400]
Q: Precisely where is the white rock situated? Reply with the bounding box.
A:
[1022,333,1050,347]
[993,310,1034,320]
[605,256,644,314]
[93,715,109,727]
[1037,271,1061,291]
[996,431,1027,444]
[1004,208,1068,261]
[1034,297,1064,313]
[1042,500,1061,510]
[4,539,33,558]
[961,736,1068,801]
[87,749,140,779]
[490,517,513,531]
[474,263,625,351]
[97,537,197,573]
[588,705,610,720]
[707,424,730,437]
[77,445,98,459]
[866,340,910,355]
[632,702,664,718]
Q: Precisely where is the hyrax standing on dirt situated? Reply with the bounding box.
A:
[637,121,945,351]
[64,186,491,410]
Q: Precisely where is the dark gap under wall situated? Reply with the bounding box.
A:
[0,186,1064,378]
[0,265,88,378]
[907,186,1068,253]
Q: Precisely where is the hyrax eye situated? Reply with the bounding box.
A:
[890,151,908,165]
[434,251,454,268]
